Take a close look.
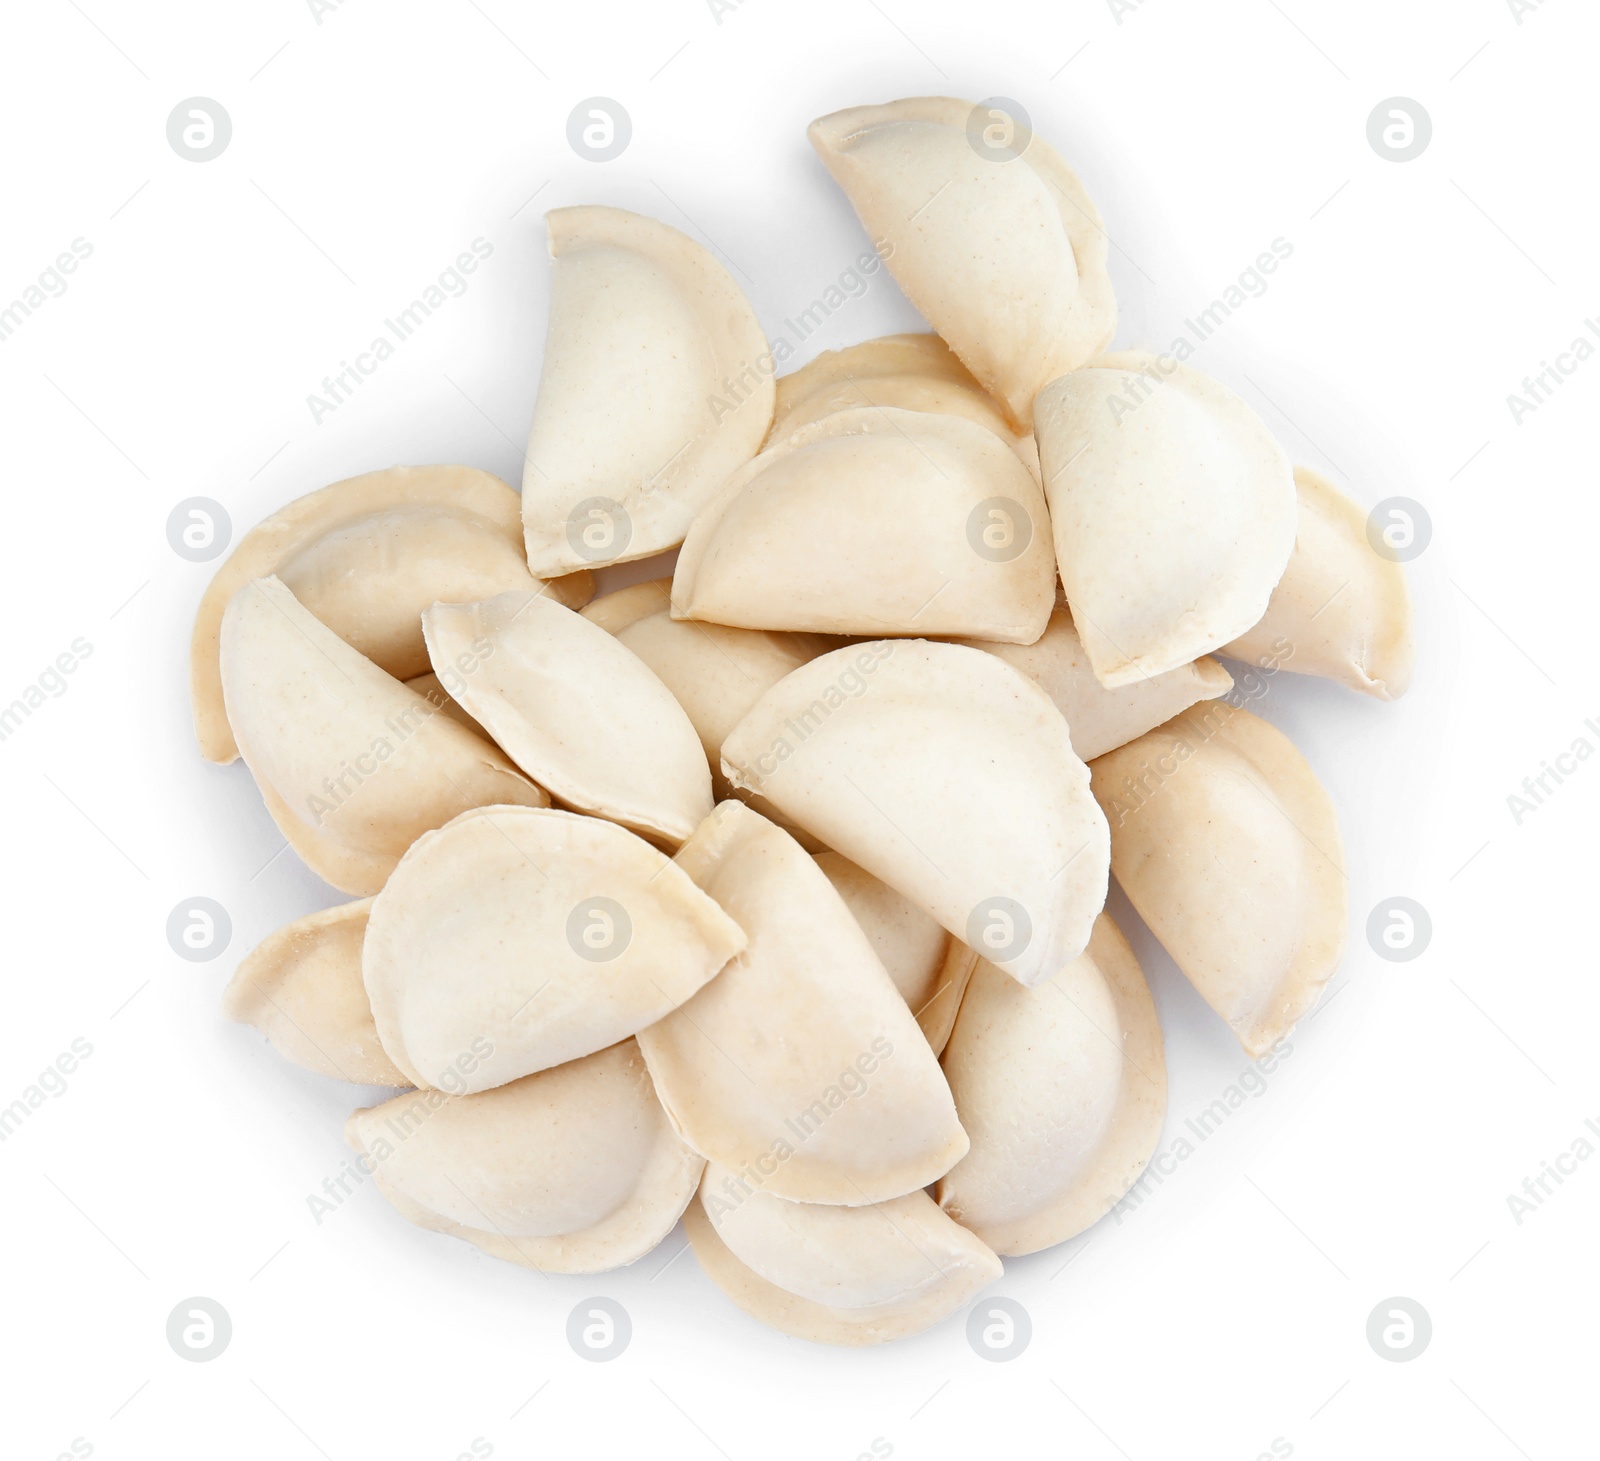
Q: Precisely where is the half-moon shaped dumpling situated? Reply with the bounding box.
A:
[1034,353,1297,687]
[722,641,1110,988]
[190,465,591,763]
[1223,467,1414,699]
[363,805,746,1093]
[1090,702,1347,1055]
[582,579,833,812]
[815,851,977,1055]
[809,97,1115,427]
[673,407,1054,643]
[953,603,1234,761]
[219,577,547,895]
[346,1040,702,1274]
[222,898,407,1086]
[686,1164,1001,1346]
[636,803,966,1205]
[768,333,1021,452]
[423,592,714,846]
[936,914,1166,1254]
[521,205,774,576]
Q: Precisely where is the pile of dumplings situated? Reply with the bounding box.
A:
[200,96,1413,1346]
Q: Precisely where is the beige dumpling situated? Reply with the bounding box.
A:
[222,899,407,1086]
[722,641,1109,988]
[937,914,1166,1255]
[578,577,675,635]
[402,671,488,737]
[190,465,591,763]
[673,407,1055,643]
[580,579,833,812]
[636,803,967,1206]
[814,852,976,1055]
[362,805,746,1093]
[809,97,1114,427]
[522,206,774,576]
[219,577,547,895]
[1223,467,1414,699]
[1034,353,1297,688]
[1091,702,1346,1055]
[767,332,1032,461]
[423,592,713,846]
[687,1164,1001,1346]
[346,1040,702,1274]
[953,603,1234,761]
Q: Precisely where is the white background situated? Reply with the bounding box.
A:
[2,1,1595,1458]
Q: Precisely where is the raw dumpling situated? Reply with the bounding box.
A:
[402,671,488,737]
[581,579,833,810]
[362,805,746,1094]
[767,332,1029,461]
[636,802,967,1206]
[190,465,591,763]
[578,577,675,635]
[722,640,1110,988]
[953,603,1234,761]
[1222,467,1414,699]
[687,1164,1001,1345]
[521,205,774,575]
[346,1040,702,1273]
[937,914,1166,1254]
[815,851,977,1055]
[423,592,713,846]
[1090,702,1346,1054]
[809,97,1114,427]
[1034,353,1297,687]
[219,576,547,895]
[673,406,1055,643]
[222,898,407,1086]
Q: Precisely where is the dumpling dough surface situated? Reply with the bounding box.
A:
[809,97,1115,426]
[1223,466,1414,699]
[637,803,968,1206]
[723,640,1110,988]
[189,465,591,763]
[937,914,1166,1254]
[673,406,1055,644]
[1034,353,1296,687]
[347,1040,702,1274]
[219,576,547,895]
[1090,702,1346,1054]
[521,206,774,575]
[362,805,746,1093]
[423,592,713,846]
